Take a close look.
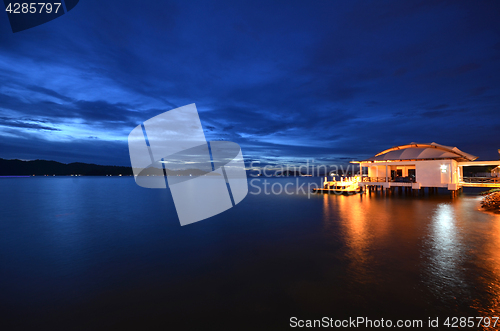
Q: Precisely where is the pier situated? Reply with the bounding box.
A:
[314,176,361,194]
[314,143,500,198]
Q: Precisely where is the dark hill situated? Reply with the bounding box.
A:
[0,158,228,176]
[0,158,133,176]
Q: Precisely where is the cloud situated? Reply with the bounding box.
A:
[0,116,60,131]
[0,0,499,165]
[0,133,131,166]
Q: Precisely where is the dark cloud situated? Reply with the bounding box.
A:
[469,86,489,96]
[0,133,130,166]
[0,0,499,165]
[0,117,60,131]
[25,85,73,102]
[426,104,449,110]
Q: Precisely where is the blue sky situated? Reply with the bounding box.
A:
[0,0,499,167]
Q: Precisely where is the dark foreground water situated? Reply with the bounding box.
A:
[1,177,499,330]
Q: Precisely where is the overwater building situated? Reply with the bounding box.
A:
[353,142,500,195]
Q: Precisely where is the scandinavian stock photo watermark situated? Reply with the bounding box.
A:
[247,161,361,199]
[128,104,361,225]
[128,104,248,226]
[289,316,500,328]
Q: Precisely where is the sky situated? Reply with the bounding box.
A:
[0,0,499,168]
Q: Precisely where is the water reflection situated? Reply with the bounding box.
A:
[322,194,391,285]
[468,200,500,319]
[425,203,466,297]
[322,192,500,321]
[3,177,500,328]
[335,195,370,266]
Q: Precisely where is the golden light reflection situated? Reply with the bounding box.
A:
[321,191,500,323]
[322,194,390,284]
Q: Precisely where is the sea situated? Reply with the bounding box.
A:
[0,176,499,330]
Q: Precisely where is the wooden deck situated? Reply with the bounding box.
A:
[312,188,360,194]
[461,177,500,188]
[460,183,500,188]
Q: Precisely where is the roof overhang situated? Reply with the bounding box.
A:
[458,161,500,167]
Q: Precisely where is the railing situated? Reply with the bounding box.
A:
[393,176,416,183]
[362,176,416,183]
[462,177,500,184]
[362,177,387,182]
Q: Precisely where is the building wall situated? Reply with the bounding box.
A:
[415,160,455,187]
[367,165,388,177]
[452,160,459,183]
[363,159,459,188]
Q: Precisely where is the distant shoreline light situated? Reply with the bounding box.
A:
[0,176,31,178]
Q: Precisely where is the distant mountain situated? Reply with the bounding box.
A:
[0,158,133,176]
[0,158,226,176]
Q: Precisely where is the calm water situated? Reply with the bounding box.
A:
[1,177,499,330]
